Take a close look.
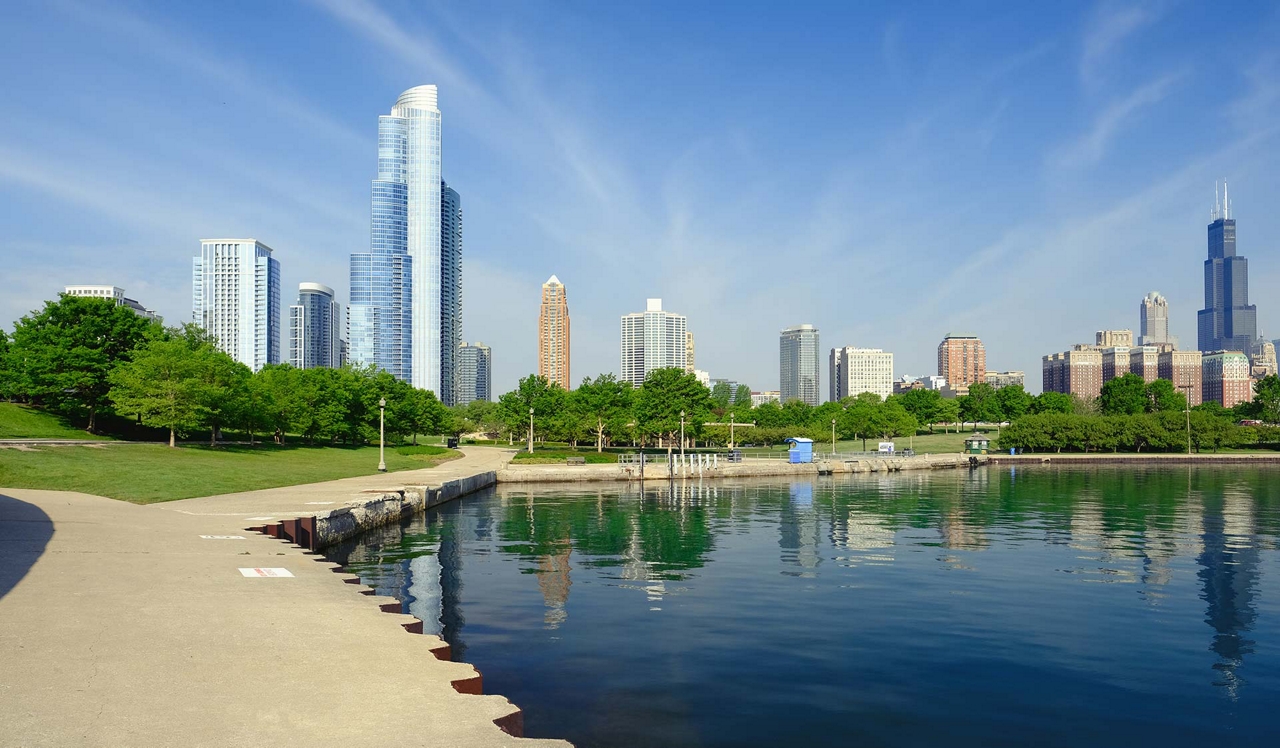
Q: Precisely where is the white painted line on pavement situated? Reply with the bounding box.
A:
[304,502,335,505]
[200,535,246,540]
[246,517,275,521]
[239,568,294,578]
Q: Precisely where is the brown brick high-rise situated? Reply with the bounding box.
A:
[937,334,986,393]
[538,275,571,390]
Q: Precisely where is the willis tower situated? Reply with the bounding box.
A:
[1198,181,1258,352]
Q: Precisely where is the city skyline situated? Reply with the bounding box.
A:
[2,1,1279,395]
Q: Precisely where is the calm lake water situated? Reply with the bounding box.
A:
[325,467,1280,747]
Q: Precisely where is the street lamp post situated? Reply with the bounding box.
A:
[528,407,535,454]
[680,410,686,458]
[831,419,837,456]
[1178,384,1192,455]
[377,398,387,472]
[729,412,734,450]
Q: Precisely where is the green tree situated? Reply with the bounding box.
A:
[0,329,13,400]
[8,295,160,431]
[1031,391,1074,415]
[934,397,961,432]
[994,384,1033,421]
[1100,374,1149,416]
[1251,374,1280,423]
[732,386,754,408]
[108,337,206,447]
[839,392,882,450]
[897,389,944,432]
[1144,379,1187,414]
[497,375,568,448]
[710,381,733,409]
[959,382,1002,426]
[573,373,634,451]
[633,368,713,451]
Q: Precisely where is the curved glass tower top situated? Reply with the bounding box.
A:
[350,85,452,394]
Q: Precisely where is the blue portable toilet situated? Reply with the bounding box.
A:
[785,437,814,464]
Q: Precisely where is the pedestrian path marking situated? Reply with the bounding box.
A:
[246,516,275,521]
[200,535,245,540]
[239,568,294,578]
[304,502,335,505]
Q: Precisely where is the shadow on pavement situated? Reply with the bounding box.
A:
[0,493,54,601]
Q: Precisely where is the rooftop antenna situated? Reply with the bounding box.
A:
[1224,179,1230,220]
[1214,181,1220,221]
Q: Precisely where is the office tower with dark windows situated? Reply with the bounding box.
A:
[456,342,491,405]
[349,85,451,394]
[288,283,342,370]
[193,239,280,372]
[780,324,821,405]
[1198,182,1258,353]
[440,182,462,405]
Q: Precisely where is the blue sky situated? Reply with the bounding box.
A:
[1,0,1277,395]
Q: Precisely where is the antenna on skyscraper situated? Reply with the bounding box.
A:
[1213,181,1220,221]
[1224,179,1230,219]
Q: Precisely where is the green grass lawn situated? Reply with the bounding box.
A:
[0,442,460,504]
[510,450,617,464]
[0,403,113,440]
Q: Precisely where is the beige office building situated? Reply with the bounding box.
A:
[830,346,893,401]
[538,275,571,390]
[685,331,696,373]
[1095,329,1134,348]
[986,371,1025,390]
[1129,346,1159,383]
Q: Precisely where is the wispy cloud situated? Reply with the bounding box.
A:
[1080,1,1163,86]
[1049,71,1185,167]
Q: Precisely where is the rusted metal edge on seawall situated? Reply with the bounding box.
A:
[493,453,984,483]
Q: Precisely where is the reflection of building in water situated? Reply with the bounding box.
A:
[830,509,896,567]
[938,505,988,550]
[537,545,573,629]
[407,546,443,635]
[620,513,667,604]
[779,482,821,574]
[1067,495,1138,582]
[1198,485,1260,699]
[1137,486,1204,598]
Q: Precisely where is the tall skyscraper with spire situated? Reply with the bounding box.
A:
[348,85,460,396]
[1198,181,1257,353]
[538,275,571,389]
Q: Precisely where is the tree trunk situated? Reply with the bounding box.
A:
[413,433,418,446]
[169,428,176,448]
[87,406,97,434]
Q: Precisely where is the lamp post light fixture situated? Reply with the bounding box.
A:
[831,418,837,456]
[1178,384,1192,455]
[680,410,686,458]
[729,412,735,450]
[528,407,535,454]
[377,397,387,473]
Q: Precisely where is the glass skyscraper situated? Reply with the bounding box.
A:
[780,324,820,405]
[350,85,460,397]
[1197,183,1257,353]
[288,282,342,370]
[192,239,280,372]
[456,342,491,405]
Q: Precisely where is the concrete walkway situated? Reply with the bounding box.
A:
[0,447,569,748]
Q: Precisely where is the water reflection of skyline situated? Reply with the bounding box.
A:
[328,467,1278,700]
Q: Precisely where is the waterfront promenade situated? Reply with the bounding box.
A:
[0,447,569,748]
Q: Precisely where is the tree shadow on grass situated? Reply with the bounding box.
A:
[0,493,54,601]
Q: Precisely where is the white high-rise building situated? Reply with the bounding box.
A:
[620,298,687,386]
[192,239,281,371]
[780,324,821,405]
[288,282,342,370]
[830,347,893,401]
[63,285,159,320]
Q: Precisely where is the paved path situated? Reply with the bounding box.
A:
[0,447,568,748]
[161,446,517,533]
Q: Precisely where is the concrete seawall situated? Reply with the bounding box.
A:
[988,453,1280,465]
[257,471,498,550]
[496,453,981,483]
